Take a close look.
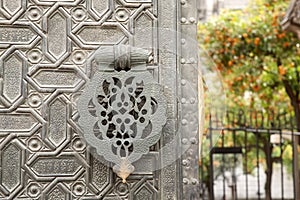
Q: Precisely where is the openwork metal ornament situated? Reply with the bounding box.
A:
[77,45,167,182]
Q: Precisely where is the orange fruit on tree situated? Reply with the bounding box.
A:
[284,42,289,47]
[254,37,260,45]
[278,65,287,75]
[253,85,260,92]
[204,37,210,43]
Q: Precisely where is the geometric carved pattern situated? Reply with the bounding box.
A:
[76,25,127,45]
[89,155,111,193]
[3,54,23,103]
[30,156,81,177]
[2,0,23,17]
[46,185,69,200]
[47,98,67,147]
[47,11,68,60]
[135,184,155,200]
[0,0,26,20]
[0,0,199,199]
[0,51,26,111]
[1,144,22,193]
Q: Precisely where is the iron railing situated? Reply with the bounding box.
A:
[200,109,299,200]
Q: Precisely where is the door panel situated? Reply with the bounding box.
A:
[0,0,199,199]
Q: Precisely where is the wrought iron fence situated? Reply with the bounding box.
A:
[200,109,300,200]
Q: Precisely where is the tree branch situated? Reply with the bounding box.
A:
[283,79,296,104]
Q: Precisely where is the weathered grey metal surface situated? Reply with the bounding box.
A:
[0,0,200,199]
[77,45,167,183]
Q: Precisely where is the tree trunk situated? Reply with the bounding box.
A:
[292,100,300,200]
[292,99,300,131]
[264,139,273,200]
[283,79,300,199]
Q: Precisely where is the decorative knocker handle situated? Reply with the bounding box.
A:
[93,45,150,71]
[77,45,167,182]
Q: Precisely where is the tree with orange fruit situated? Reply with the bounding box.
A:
[199,0,299,199]
[200,0,299,118]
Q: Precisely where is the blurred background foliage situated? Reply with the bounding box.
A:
[198,0,300,198]
[199,0,299,114]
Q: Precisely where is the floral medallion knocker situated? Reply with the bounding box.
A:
[77,45,167,183]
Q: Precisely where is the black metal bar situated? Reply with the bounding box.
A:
[255,112,261,200]
[292,127,296,199]
[209,114,214,200]
[222,129,226,199]
[266,129,272,200]
[233,129,237,200]
[280,129,284,200]
[209,127,300,136]
[207,110,298,199]
[211,147,242,154]
[245,128,249,200]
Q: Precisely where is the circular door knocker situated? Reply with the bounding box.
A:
[77,45,167,183]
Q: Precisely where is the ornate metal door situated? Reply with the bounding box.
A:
[0,0,200,199]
